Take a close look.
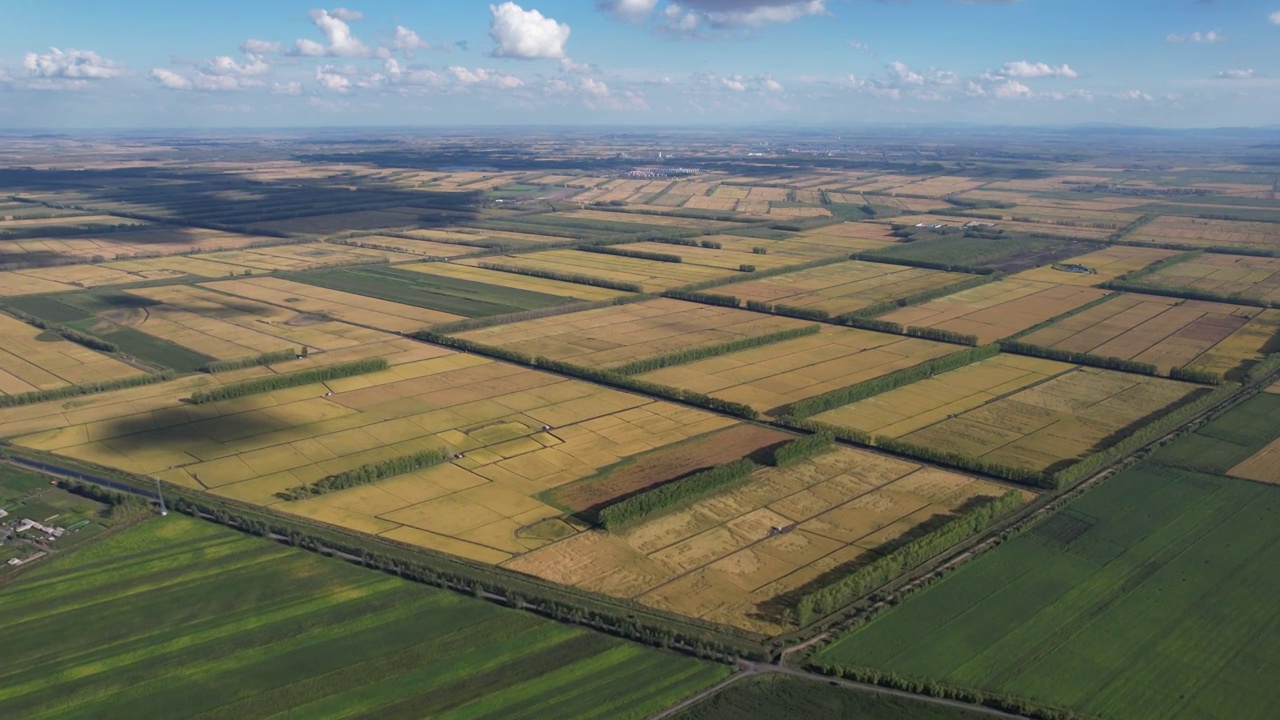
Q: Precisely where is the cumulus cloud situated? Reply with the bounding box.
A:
[999,61,1078,78]
[316,65,352,92]
[204,54,271,77]
[668,0,827,29]
[150,68,193,90]
[1271,11,1280,24]
[1166,30,1222,43]
[293,8,369,57]
[24,48,123,79]
[559,58,598,74]
[599,0,660,21]
[329,7,363,21]
[887,61,924,86]
[449,66,524,88]
[272,81,303,95]
[1117,89,1154,101]
[392,26,429,55]
[240,39,281,54]
[1215,68,1256,79]
[991,79,1031,99]
[489,3,571,59]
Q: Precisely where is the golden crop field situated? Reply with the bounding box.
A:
[397,262,632,302]
[0,312,145,395]
[767,205,831,218]
[202,276,463,333]
[460,250,735,292]
[786,223,902,255]
[881,279,1110,343]
[507,446,1025,634]
[619,242,824,271]
[1127,216,1280,251]
[0,227,276,265]
[638,326,955,415]
[339,235,484,258]
[890,214,1115,241]
[455,298,809,369]
[1228,438,1280,485]
[11,346,737,565]
[1133,252,1280,306]
[1019,294,1279,375]
[716,260,975,317]
[115,285,396,359]
[1012,245,1179,286]
[824,362,1204,473]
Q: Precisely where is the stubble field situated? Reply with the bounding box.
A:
[879,280,1110,344]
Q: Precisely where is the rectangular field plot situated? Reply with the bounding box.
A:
[291,264,578,317]
[890,214,1116,241]
[0,516,728,720]
[879,280,1110,343]
[616,241,831,272]
[1149,392,1280,479]
[840,364,1204,473]
[455,298,809,369]
[336,235,485,258]
[203,276,463,333]
[1011,245,1179,286]
[786,223,902,255]
[865,234,1104,273]
[715,260,977,317]
[0,225,277,263]
[815,463,1280,720]
[506,446,1023,635]
[1123,252,1280,307]
[637,326,955,415]
[1127,216,1280,251]
[14,349,739,564]
[460,250,737,292]
[397,262,633,303]
[1019,294,1280,376]
[0,312,145,395]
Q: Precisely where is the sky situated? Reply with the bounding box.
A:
[2,0,1279,129]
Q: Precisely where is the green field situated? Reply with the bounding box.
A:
[292,265,573,317]
[814,461,1280,720]
[862,234,1093,273]
[0,515,728,719]
[0,466,111,570]
[1149,392,1280,473]
[94,325,214,372]
[672,675,990,720]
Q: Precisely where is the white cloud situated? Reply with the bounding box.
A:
[599,0,659,22]
[663,4,700,33]
[581,77,611,98]
[999,61,1078,79]
[449,66,524,88]
[329,7,363,21]
[559,58,598,74]
[1166,30,1222,44]
[24,48,123,79]
[293,9,369,57]
[992,79,1031,99]
[272,81,303,95]
[240,39,281,54]
[489,3,571,60]
[721,75,747,91]
[392,26,429,55]
[887,61,924,86]
[1216,68,1256,79]
[684,0,827,28]
[763,77,783,92]
[193,74,243,92]
[150,68,193,90]
[316,65,352,92]
[1117,89,1154,101]
[204,54,271,77]
[1271,11,1280,24]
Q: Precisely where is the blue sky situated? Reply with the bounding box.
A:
[2,1,1278,128]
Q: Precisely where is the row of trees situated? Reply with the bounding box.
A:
[806,664,1097,720]
[784,345,1000,419]
[662,290,741,308]
[612,325,821,376]
[477,262,643,293]
[769,432,834,468]
[835,316,904,334]
[579,245,683,264]
[279,448,448,500]
[875,436,1054,488]
[795,491,1022,626]
[853,249,995,276]
[839,274,999,321]
[55,327,118,353]
[201,349,301,373]
[905,326,981,346]
[1169,366,1224,385]
[1101,277,1279,310]
[417,332,760,420]
[0,370,176,408]
[597,459,756,531]
[188,358,388,404]
[999,340,1159,376]
[646,237,725,250]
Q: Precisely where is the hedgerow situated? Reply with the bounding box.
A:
[598,459,756,530]
[188,358,388,404]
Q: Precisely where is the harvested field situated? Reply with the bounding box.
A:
[1126,216,1280,251]
[0,227,280,266]
[788,223,901,255]
[890,214,1115,241]
[506,445,1022,635]
[638,325,955,415]
[455,298,808,369]
[0,312,145,395]
[1123,252,1280,306]
[1019,294,1280,376]
[887,176,988,198]
[715,260,976,317]
[619,241,822,271]
[293,265,576,317]
[332,235,484,258]
[203,276,463,333]
[880,280,1110,343]
[399,262,632,302]
[1012,245,1178,286]
[840,363,1205,473]
[460,250,736,292]
[12,348,737,564]
[1228,438,1280,484]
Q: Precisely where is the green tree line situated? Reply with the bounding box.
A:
[201,349,301,373]
[769,432,834,468]
[1169,366,1223,385]
[430,295,653,335]
[0,370,176,408]
[905,326,980,346]
[662,290,741,308]
[478,262,643,293]
[612,325,821,375]
[579,245,684,263]
[795,491,1022,625]
[598,458,756,531]
[874,436,1054,488]
[999,340,1159,376]
[279,448,448,500]
[188,358,388,404]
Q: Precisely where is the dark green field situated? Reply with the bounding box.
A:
[292,265,573,317]
[0,466,110,569]
[95,325,214,372]
[1149,392,1280,473]
[863,234,1095,273]
[672,675,990,720]
[814,459,1280,720]
[0,515,727,719]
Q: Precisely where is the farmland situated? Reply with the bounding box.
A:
[815,356,1206,473]
[672,675,992,720]
[292,265,579,317]
[1126,216,1280,252]
[0,515,728,719]
[1149,391,1280,479]
[636,325,956,415]
[814,459,1280,720]
[459,250,738,292]
[454,299,810,370]
[879,279,1110,344]
[862,234,1102,273]
[1118,252,1280,306]
[714,261,977,318]
[1018,294,1280,376]
[0,312,146,394]
[1011,244,1178,286]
